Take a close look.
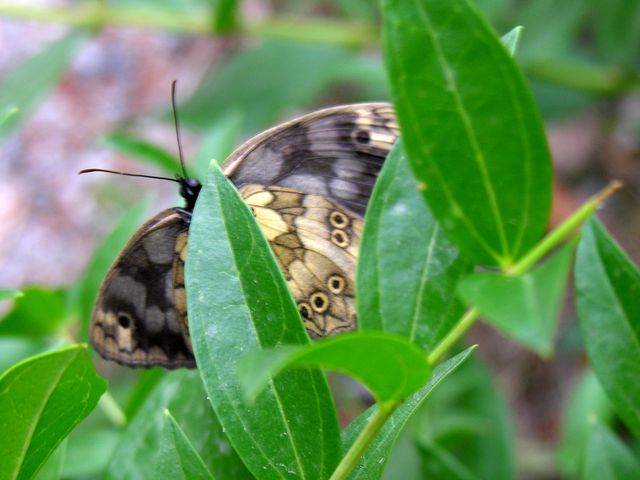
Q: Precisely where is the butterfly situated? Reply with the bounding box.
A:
[89,103,399,368]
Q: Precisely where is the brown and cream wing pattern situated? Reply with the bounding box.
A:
[90,208,195,368]
[223,103,399,216]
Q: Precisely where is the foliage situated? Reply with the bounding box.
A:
[1,0,639,479]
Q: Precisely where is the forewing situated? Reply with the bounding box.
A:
[223,103,399,216]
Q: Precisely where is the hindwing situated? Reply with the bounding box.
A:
[91,208,195,368]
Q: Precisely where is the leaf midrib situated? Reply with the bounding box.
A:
[215,178,309,479]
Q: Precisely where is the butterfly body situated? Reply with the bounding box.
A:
[90,103,399,368]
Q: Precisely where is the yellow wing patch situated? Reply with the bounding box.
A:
[241,184,361,336]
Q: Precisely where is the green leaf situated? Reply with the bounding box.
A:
[154,410,216,480]
[76,200,149,341]
[186,163,341,479]
[0,345,106,480]
[582,423,640,480]
[418,443,480,480]
[413,355,514,480]
[358,140,472,351]
[106,370,251,480]
[557,370,613,476]
[103,132,182,176]
[575,218,640,437]
[458,241,575,357]
[341,347,475,479]
[0,289,22,301]
[383,0,552,267]
[501,26,524,55]
[240,332,432,404]
[34,440,66,480]
[0,32,87,139]
[62,429,119,478]
[0,288,66,338]
[180,40,354,132]
[123,368,166,420]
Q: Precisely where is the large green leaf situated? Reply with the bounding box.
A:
[582,423,640,480]
[341,347,475,479]
[357,140,472,351]
[239,332,431,404]
[106,370,251,480]
[458,241,575,356]
[186,164,341,479]
[0,32,87,139]
[154,410,216,479]
[575,219,640,437]
[383,0,552,267]
[0,345,106,480]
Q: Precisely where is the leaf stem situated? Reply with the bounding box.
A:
[329,401,400,480]
[427,308,479,365]
[505,180,622,277]
[98,391,127,428]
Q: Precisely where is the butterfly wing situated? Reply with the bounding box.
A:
[224,104,399,335]
[90,208,195,368]
[223,103,398,216]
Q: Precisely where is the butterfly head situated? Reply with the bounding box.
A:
[178,177,202,212]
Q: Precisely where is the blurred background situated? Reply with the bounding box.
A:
[0,0,638,478]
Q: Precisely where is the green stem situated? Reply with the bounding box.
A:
[99,391,127,428]
[505,180,622,276]
[526,57,640,96]
[427,308,479,366]
[330,401,400,480]
[0,3,374,47]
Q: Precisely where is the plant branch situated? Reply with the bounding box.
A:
[0,4,375,47]
[330,401,400,480]
[426,180,621,365]
[427,308,479,366]
[505,180,622,276]
[526,58,640,96]
[98,391,127,428]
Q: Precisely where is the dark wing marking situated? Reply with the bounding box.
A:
[222,103,399,216]
[90,208,195,369]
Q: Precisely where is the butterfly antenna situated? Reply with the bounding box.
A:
[171,80,189,180]
[78,168,181,183]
